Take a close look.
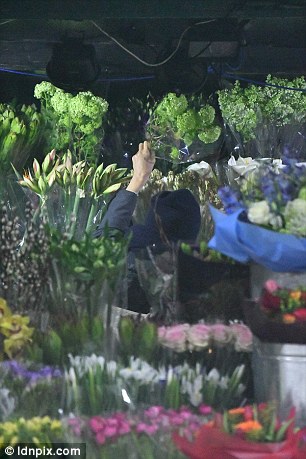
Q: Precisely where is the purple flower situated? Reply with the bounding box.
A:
[277,177,296,203]
[3,361,62,382]
[218,186,244,214]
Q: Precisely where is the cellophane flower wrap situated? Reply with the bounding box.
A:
[243,279,306,344]
[173,404,306,459]
[217,75,306,159]
[209,155,306,271]
[146,92,221,163]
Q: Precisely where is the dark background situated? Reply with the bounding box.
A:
[1,0,305,164]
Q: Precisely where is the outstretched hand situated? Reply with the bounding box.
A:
[126,141,155,194]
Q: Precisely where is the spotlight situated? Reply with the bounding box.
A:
[46,37,101,92]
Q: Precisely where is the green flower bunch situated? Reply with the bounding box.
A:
[218,75,306,142]
[34,81,109,164]
[47,230,128,329]
[0,102,44,173]
[147,93,221,162]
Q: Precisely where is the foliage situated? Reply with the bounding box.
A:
[218,158,306,236]
[0,102,45,173]
[34,81,109,164]
[218,75,306,142]
[147,93,221,162]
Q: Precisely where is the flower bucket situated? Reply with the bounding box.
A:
[252,337,306,426]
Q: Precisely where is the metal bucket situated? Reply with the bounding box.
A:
[252,337,306,426]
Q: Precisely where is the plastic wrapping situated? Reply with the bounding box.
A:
[209,207,306,272]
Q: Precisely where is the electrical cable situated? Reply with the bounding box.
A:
[0,19,16,27]
[221,72,306,92]
[91,19,216,67]
[0,66,155,82]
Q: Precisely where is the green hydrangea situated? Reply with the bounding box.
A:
[50,89,73,115]
[33,82,109,164]
[176,109,199,137]
[198,126,221,144]
[218,75,306,140]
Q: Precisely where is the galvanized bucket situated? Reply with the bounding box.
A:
[252,337,306,426]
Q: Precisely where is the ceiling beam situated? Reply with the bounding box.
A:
[1,0,306,20]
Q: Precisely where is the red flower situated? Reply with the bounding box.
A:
[293,308,306,322]
[261,289,281,311]
[173,424,303,459]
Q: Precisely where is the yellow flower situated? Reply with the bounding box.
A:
[0,422,18,436]
[51,420,62,431]
[290,290,301,301]
[0,314,32,337]
[2,315,34,358]
[0,298,12,319]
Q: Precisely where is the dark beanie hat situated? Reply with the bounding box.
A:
[129,189,201,250]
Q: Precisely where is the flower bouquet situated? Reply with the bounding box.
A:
[243,279,306,344]
[209,157,306,272]
[17,150,131,239]
[66,405,212,459]
[173,403,306,459]
[217,74,306,159]
[146,92,222,163]
[34,81,109,165]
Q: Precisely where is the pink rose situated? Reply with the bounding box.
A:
[264,279,280,293]
[159,324,189,352]
[209,324,231,345]
[229,323,253,352]
[187,324,211,350]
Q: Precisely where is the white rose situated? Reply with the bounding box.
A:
[186,161,213,178]
[247,201,273,225]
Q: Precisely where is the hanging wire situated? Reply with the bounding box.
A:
[91,19,216,67]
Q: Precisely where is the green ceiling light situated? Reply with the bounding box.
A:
[46,37,101,92]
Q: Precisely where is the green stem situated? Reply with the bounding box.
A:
[85,200,98,234]
[68,189,81,238]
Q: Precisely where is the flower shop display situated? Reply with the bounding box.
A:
[34,81,109,164]
[243,285,306,345]
[0,416,63,447]
[243,280,306,427]
[63,354,246,415]
[174,403,306,459]
[17,150,131,239]
[146,92,221,163]
[66,405,212,459]
[0,102,45,173]
[209,158,306,272]
[218,74,306,158]
[0,360,63,418]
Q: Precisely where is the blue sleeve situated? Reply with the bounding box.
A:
[92,189,137,238]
